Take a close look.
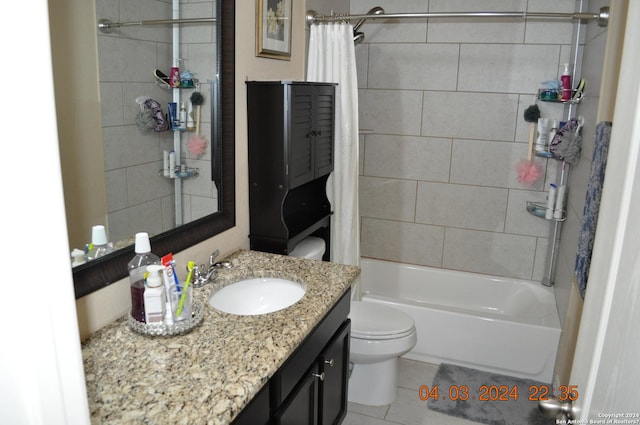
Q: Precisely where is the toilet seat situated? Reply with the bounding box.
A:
[350,301,415,340]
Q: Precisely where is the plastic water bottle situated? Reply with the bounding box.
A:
[87,225,113,260]
[128,232,160,322]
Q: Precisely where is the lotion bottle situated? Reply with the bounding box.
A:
[546,184,557,220]
[554,185,567,219]
[144,265,166,323]
[561,63,572,102]
[535,118,550,152]
[179,102,187,130]
[128,232,161,323]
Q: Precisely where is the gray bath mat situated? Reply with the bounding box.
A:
[427,363,555,425]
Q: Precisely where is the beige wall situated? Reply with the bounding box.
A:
[49,0,107,250]
[74,1,308,340]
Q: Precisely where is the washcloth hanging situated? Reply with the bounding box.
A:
[575,121,612,298]
[549,116,584,164]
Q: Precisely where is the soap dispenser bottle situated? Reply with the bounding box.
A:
[144,265,166,323]
[128,232,161,323]
[561,63,572,101]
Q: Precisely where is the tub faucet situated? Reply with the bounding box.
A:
[190,249,233,287]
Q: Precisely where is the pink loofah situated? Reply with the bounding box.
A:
[516,159,543,185]
[187,134,207,156]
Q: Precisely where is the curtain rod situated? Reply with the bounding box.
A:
[97,17,216,34]
[306,6,610,28]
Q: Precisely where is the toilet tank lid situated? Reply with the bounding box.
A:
[350,301,415,337]
[289,237,325,259]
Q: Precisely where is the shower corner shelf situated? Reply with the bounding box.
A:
[158,167,199,180]
[526,201,566,222]
[537,88,583,104]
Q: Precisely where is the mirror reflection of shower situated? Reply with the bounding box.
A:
[353,7,385,44]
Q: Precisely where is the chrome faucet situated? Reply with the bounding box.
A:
[190,249,233,287]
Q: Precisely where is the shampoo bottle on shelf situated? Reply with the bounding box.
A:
[144,265,166,323]
[128,232,161,323]
[554,185,567,219]
[561,63,572,102]
[546,184,557,220]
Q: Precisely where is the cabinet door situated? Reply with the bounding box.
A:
[274,363,320,425]
[313,85,335,179]
[231,383,270,425]
[319,320,351,425]
[288,84,315,188]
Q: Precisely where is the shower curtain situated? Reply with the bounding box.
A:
[307,23,360,266]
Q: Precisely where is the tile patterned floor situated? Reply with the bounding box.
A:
[344,359,483,425]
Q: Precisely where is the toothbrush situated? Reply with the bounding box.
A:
[176,261,195,317]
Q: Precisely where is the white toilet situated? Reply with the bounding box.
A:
[348,301,417,406]
[289,236,326,260]
[290,239,417,406]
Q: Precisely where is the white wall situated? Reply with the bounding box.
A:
[1,2,90,423]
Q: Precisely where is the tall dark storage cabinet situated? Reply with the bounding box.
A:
[247,81,336,259]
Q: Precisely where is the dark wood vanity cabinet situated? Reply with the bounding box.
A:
[231,289,351,425]
[246,81,336,259]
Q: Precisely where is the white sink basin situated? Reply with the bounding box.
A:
[208,278,306,315]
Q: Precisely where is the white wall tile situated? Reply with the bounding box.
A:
[525,0,576,45]
[428,0,526,43]
[358,135,365,175]
[361,218,444,267]
[354,0,582,283]
[107,199,165,243]
[364,135,451,182]
[350,0,429,43]
[450,139,527,189]
[359,89,424,136]
[368,44,458,90]
[97,36,159,82]
[505,189,550,237]
[180,2,215,44]
[104,169,128,213]
[355,44,369,88]
[459,44,561,94]
[533,237,549,282]
[421,91,519,141]
[359,176,417,222]
[443,228,537,279]
[415,182,508,232]
[100,83,124,127]
[126,161,173,205]
[102,125,159,170]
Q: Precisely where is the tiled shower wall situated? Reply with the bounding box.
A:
[354,0,579,280]
[96,0,217,245]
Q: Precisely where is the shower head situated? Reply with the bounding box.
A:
[353,6,385,32]
[353,31,365,45]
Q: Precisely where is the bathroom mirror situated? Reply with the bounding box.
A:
[71,0,235,298]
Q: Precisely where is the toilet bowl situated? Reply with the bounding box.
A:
[348,301,417,406]
[289,236,325,260]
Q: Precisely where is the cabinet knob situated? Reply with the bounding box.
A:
[312,372,325,381]
[324,359,335,367]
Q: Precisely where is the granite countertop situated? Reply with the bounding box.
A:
[82,249,360,425]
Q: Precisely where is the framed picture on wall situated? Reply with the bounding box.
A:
[256,0,292,60]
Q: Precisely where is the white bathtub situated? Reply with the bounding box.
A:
[359,258,561,383]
